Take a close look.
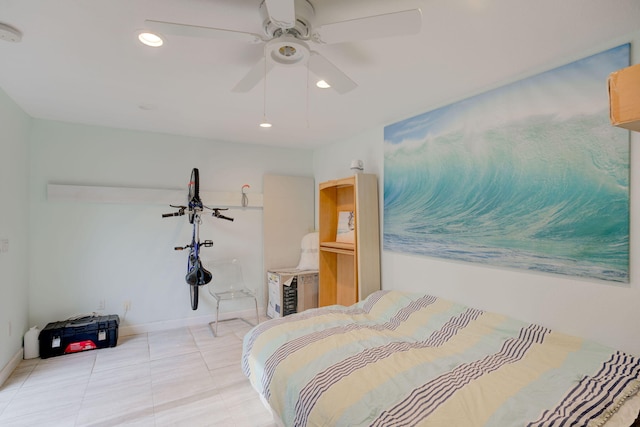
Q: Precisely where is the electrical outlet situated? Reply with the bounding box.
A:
[98,299,105,310]
[0,238,8,253]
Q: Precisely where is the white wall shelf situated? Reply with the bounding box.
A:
[47,184,263,208]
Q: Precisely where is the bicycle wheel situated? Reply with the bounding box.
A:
[188,168,200,224]
[190,282,199,310]
[188,167,199,199]
[187,251,199,310]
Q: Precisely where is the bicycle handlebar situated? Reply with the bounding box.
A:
[162,205,186,218]
[213,212,234,222]
[209,207,234,222]
[162,211,184,218]
[162,205,233,221]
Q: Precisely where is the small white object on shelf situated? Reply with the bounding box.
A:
[350,159,364,173]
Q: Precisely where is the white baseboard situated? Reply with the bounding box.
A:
[119,308,264,337]
[0,348,24,388]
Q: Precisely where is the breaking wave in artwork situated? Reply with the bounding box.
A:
[384,113,629,282]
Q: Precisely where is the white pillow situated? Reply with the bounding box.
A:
[296,232,319,271]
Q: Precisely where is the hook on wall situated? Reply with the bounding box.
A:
[241,184,250,207]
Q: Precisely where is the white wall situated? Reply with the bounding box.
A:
[0,88,30,372]
[313,41,640,356]
[28,119,313,332]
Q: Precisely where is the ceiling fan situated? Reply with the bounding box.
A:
[145,0,422,94]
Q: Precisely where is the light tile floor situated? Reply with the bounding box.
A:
[0,319,277,427]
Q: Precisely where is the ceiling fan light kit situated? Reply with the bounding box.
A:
[266,36,310,67]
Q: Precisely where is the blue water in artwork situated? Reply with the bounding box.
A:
[384,44,630,283]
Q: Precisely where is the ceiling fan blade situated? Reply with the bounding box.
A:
[232,57,275,93]
[264,0,296,29]
[308,51,357,94]
[312,9,422,45]
[144,20,263,44]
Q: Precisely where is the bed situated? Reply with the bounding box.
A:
[242,290,640,427]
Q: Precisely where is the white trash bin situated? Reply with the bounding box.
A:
[24,326,40,359]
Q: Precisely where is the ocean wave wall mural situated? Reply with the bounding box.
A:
[384,44,630,283]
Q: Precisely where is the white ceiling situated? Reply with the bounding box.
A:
[0,0,638,149]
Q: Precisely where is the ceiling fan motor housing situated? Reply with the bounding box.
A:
[260,0,315,39]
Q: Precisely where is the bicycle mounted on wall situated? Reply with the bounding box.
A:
[162,168,233,310]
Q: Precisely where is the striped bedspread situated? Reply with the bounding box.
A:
[242,291,640,427]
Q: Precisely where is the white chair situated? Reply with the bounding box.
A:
[207,259,259,336]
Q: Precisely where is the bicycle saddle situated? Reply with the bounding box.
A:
[185,261,212,286]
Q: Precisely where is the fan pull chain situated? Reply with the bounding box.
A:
[263,47,267,119]
[306,63,310,129]
[260,44,272,128]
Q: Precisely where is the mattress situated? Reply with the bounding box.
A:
[242,291,640,427]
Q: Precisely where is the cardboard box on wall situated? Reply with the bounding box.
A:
[609,63,640,132]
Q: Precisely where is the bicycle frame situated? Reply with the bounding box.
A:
[184,208,212,286]
[188,189,202,283]
[188,214,200,283]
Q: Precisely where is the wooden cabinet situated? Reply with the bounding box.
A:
[608,63,640,132]
[318,174,380,307]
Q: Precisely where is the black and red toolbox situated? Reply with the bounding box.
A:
[39,314,119,359]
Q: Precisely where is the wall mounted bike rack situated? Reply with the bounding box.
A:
[46,184,263,208]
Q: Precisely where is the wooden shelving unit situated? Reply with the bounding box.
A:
[318,174,380,307]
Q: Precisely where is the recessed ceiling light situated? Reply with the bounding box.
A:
[0,22,22,43]
[138,31,163,47]
[316,80,331,89]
